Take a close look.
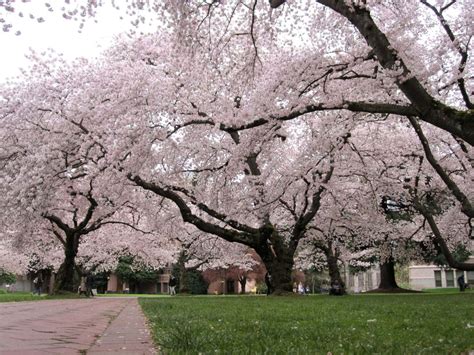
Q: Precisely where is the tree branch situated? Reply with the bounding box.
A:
[422,212,474,270]
[129,174,257,247]
[42,213,72,234]
[48,224,66,247]
[76,193,98,231]
[420,0,472,108]
[166,184,260,234]
[89,220,153,234]
[314,0,474,145]
[408,116,473,218]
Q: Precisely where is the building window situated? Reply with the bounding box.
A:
[367,271,373,289]
[445,270,454,287]
[434,270,442,287]
[348,273,354,287]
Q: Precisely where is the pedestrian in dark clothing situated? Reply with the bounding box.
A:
[265,273,273,295]
[86,274,94,297]
[169,276,177,295]
[458,274,467,292]
[33,274,43,296]
[330,280,343,296]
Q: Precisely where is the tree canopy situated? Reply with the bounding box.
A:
[0,0,472,293]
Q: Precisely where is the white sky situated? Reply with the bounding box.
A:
[0,2,147,82]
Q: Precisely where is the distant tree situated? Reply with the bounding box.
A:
[1,0,472,296]
[0,269,16,286]
[115,256,159,293]
[427,244,471,269]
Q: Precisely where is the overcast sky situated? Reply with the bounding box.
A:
[0,2,143,82]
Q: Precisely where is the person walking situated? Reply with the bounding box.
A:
[330,280,343,296]
[265,273,273,295]
[86,273,94,297]
[78,276,87,296]
[32,273,43,296]
[169,276,177,295]
[458,274,467,292]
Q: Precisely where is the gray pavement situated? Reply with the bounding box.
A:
[0,297,156,354]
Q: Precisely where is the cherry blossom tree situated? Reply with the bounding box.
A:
[126,118,348,294]
[3,1,471,142]
[146,0,473,272]
[0,53,162,292]
[103,36,355,294]
[0,235,39,276]
[340,116,472,275]
[1,0,472,294]
[172,229,259,293]
[76,211,179,274]
[296,110,471,291]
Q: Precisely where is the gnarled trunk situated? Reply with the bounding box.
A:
[264,259,294,295]
[176,252,189,293]
[256,233,295,295]
[54,233,80,293]
[325,248,345,295]
[371,258,423,293]
[378,259,399,290]
[368,256,419,293]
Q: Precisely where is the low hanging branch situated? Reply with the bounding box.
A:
[269,0,474,145]
[422,211,474,271]
[128,174,257,247]
[420,0,472,109]
[317,0,473,145]
[408,116,473,218]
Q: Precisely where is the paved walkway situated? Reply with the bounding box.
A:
[0,297,156,354]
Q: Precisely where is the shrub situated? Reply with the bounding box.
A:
[256,282,267,294]
[0,269,16,286]
[185,270,208,295]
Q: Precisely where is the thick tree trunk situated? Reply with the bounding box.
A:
[265,261,294,295]
[378,259,399,290]
[255,230,294,295]
[360,242,421,293]
[176,251,189,293]
[325,249,345,295]
[366,260,419,293]
[368,259,420,293]
[54,234,79,293]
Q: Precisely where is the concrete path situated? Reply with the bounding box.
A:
[0,297,156,354]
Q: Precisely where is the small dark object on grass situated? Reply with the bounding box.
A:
[329,280,343,296]
[458,275,467,292]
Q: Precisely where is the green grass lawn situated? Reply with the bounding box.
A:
[0,291,81,302]
[0,291,168,302]
[422,287,474,294]
[140,293,474,354]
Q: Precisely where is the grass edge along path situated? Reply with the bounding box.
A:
[0,292,172,303]
[0,291,82,303]
[140,293,474,354]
